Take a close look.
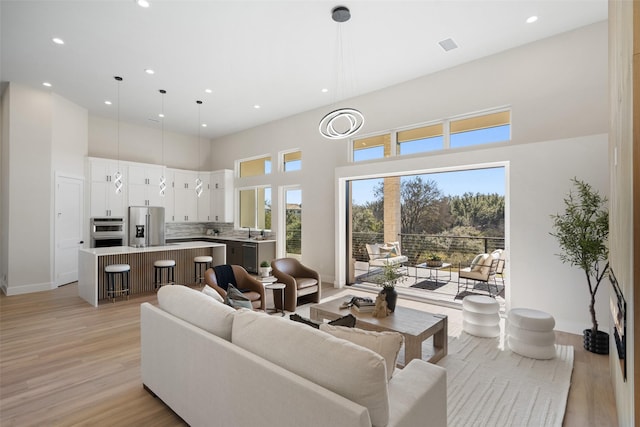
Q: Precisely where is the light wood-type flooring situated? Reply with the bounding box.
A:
[0,283,617,426]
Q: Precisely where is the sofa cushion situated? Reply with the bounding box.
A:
[157,285,236,341]
[319,324,403,382]
[201,284,225,303]
[232,309,390,426]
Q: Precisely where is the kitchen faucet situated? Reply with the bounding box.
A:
[247,227,251,238]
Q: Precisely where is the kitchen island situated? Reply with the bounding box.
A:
[78,241,226,306]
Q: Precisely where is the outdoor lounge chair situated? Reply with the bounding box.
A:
[456,253,500,298]
[365,242,408,274]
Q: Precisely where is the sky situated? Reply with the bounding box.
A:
[350,167,505,205]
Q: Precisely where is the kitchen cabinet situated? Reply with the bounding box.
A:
[172,170,198,222]
[164,170,175,222]
[211,169,233,223]
[197,172,211,222]
[127,164,165,207]
[89,158,126,217]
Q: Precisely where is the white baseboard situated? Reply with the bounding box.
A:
[3,281,56,296]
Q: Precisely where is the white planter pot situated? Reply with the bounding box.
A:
[259,267,272,277]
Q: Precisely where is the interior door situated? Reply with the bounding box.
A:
[55,175,84,286]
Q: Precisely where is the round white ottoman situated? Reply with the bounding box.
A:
[507,308,556,359]
[462,295,500,338]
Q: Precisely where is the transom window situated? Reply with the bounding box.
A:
[239,156,272,177]
[282,150,302,172]
[352,108,511,162]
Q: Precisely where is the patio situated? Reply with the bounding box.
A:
[352,261,506,311]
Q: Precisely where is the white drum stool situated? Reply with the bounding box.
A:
[105,263,130,302]
[194,255,213,284]
[154,259,176,288]
[507,308,556,359]
[462,295,501,337]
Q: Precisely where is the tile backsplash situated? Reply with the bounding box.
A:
[165,222,273,240]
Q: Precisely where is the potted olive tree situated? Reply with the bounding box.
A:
[550,178,609,354]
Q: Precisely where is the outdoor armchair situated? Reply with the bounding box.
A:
[366,242,409,273]
[456,253,500,298]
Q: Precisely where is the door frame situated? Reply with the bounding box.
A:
[54,173,85,287]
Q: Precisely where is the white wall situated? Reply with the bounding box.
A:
[0,83,88,295]
[88,115,209,171]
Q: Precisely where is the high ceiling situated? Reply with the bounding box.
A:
[1,0,607,139]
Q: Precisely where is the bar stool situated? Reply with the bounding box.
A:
[154,259,176,288]
[194,255,213,284]
[105,263,130,302]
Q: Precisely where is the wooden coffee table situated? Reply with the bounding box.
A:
[310,296,448,364]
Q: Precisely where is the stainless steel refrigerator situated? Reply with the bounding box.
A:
[128,206,165,247]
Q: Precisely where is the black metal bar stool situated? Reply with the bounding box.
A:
[194,255,213,284]
[154,259,176,288]
[105,263,130,302]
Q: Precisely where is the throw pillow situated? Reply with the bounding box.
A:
[470,253,488,272]
[225,284,253,309]
[201,285,224,303]
[319,324,404,381]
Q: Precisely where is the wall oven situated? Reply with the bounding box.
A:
[90,217,126,248]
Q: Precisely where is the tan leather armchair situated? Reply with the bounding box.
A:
[203,265,265,310]
[271,258,321,312]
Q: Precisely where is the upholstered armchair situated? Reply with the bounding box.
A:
[203,265,265,310]
[456,253,500,298]
[271,258,321,312]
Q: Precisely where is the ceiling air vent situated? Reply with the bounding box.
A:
[438,38,458,52]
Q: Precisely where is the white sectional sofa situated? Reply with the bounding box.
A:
[141,285,447,427]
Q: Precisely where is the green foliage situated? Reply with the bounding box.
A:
[449,192,505,234]
[260,261,270,268]
[373,263,403,288]
[286,209,301,255]
[550,178,609,333]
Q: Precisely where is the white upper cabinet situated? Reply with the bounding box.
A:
[89,158,126,217]
[197,172,211,222]
[211,169,233,223]
[172,170,199,222]
[127,164,165,207]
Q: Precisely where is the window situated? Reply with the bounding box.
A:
[353,134,391,162]
[239,187,271,230]
[350,108,511,161]
[397,123,443,155]
[283,150,302,172]
[239,156,272,178]
[285,188,302,257]
[450,111,511,149]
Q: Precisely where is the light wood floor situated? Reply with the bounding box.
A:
[0,283,617,426]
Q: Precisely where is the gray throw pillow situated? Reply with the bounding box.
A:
[225,284,253,309]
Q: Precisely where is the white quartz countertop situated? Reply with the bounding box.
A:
[80,241,225,256]
[167,235,276,243]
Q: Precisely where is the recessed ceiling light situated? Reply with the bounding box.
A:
[145,69,155,75]
[104,100,112,105]
[526,16,538,24]
[321,88,329,93]
[253,105,261,109]
[201,123,207,128]
[205,89,212,94]
[137,0,150,8]
[158,113,165,118]
[42,82,52,87]
[52,37,64,45]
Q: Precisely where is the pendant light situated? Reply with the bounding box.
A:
[195,100,203,198]
[318,6,365,140]
[158,89,167,197]
[114,76,124,193]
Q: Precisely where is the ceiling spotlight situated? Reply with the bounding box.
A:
[201,123,207,127]
[526,16,538,24]
[205,88,212,94]
[137,0,150,8]
[42,82,52,87]
[158,113,165,118]
[254,105,261,109]
[321,88,329,93]
[145,69,155,75]
[52,37,64,45]
[105,100,112,105]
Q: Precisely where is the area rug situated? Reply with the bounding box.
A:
[438,329,573,427]
[410,279,448,291]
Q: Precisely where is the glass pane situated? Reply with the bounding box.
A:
[240,156,272,177]
[353,134,391,161]
[285,189,302,257]
[399,135,444,155]
[239,189,256,228]
[450,124,511,149]
[284,159,301,171]
[263,187,272,230]
[354,146,385,162]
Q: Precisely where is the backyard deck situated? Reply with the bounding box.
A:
[352,261,506,311]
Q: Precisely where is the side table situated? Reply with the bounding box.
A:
[264,282,286,316]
